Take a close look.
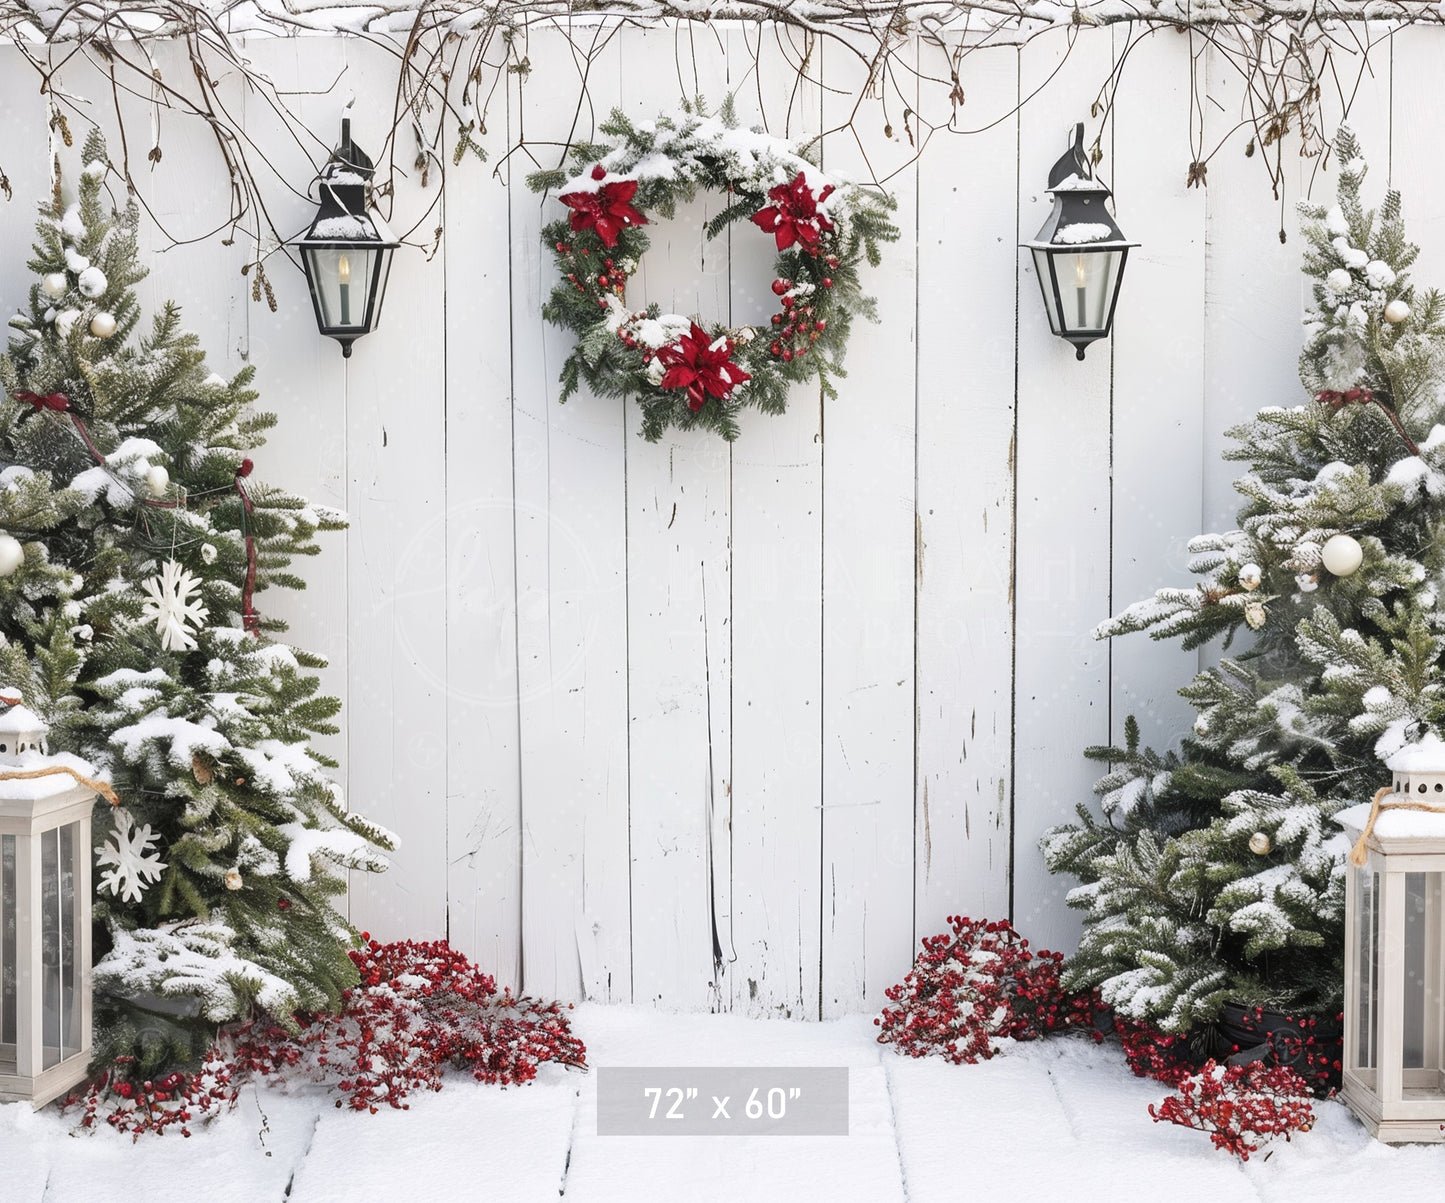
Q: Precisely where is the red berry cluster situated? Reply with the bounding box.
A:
[64,1052,239,1139]
[1227,1006,1343,1096]
[1148,1060,1315,1160]
[874,916,1103,1064]
[64,939,586,1135]
[231,938,587,1114]
[1114,1016,1195,1087]
[558,242,631,311]
[767,273,830,363]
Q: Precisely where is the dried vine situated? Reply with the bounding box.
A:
[0,1,1437,295]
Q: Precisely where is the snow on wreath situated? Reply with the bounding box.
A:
[528,98,899,443]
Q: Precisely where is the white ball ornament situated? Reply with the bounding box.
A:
[40,272,68,299]
[77,266,107,299]
[224,869,243,892]
[145,464,170,498]
[1321,533,1364,577]
[1384,299,1411,325]
[90,311,117,339]
[1238,563,1263,591]
[54,309,80,339]
[1248,831,1273,856]
[0,535,24,577]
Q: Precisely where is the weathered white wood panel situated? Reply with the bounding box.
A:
[0,22,1438,1015]
[1108,29,1206,757]
[725,23,825,1017]
[914,43,1019,941]
[1010,32,1117,954]
[620,25,734,1010]
[818,34,920,1016]
[442,84,523,986]
[509,26,634,1002]
[327,42,452,943]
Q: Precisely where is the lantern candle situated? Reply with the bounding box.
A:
[1075,254,1088,328]
[338,253,351,326]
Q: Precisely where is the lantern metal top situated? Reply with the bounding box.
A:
[1021,123,1135,253]
[301,117,399,248]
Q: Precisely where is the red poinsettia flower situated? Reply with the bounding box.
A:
[750,171,836,254]
[655,323,752,412]
[558,165,648,248]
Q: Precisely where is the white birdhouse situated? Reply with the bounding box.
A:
[0,704,94,1107]
[1336,731,1445,1142]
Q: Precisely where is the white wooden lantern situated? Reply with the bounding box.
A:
[1336,732,1445,1142]
[0,704,95,1106]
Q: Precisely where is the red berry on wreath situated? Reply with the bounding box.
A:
[770,341,783,356]
[598,275,610,287]
[278,897,291,911]
[816,319,826,331]
[772,314,783,325]
[771,278,790,296]
[781,296,793,309]
[591,164,607,180]
[782,348,794,362]
[822,277,834,288]
[826,254,840,269]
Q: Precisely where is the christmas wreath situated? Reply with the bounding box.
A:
[527,100,898,441]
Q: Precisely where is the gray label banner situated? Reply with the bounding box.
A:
[596,1066,849,1136]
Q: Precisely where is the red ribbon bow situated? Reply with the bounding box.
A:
[655,323,752,412]
[750,172,836,255]
[559,166,648,249]
[11,390,71,413]
[1315,388,1374,407]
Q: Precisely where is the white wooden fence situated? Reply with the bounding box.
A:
[0,22,1433,1017]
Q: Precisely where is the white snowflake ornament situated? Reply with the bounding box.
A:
[97,808,166,903]
[141,559,208,651]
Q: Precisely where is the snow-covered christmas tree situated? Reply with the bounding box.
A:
[0,131,393,1075]
[1043,127,1445,1035]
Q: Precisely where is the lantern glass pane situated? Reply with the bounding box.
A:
[1053,248,1124,334]
[1,834,13,1073]
[306,247,376,332]
[368,248,395,332]
[59,822,80,1061]
[41,826,58,1068]
[1354,864,1381,1086]
[1030,248,1063,334]
[1403,872,1445,1100]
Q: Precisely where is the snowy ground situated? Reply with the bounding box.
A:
[5,1004,1445,1202]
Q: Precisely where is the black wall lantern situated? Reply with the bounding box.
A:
[294,117,399,358]
[1022,124,1137,360]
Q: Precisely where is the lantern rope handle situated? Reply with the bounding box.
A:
[0,765,120,807]
[1349,785,1445,865]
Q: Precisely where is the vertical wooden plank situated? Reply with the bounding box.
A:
[1381,33,1445,287]
[618,27,735,1010]
[442,74,522,987]
[233,35,353,801]
[511,24,632,1002]
[818,36,918,1015]
[1108,29,1206,754]
[0,49,47,313]
[914,44,1019,941]
[724,23,825,1017]
[1011,28,1115,953]
[1200,44,1307,535]
[328,38,450,942]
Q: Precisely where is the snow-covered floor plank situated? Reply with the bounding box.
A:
[7,1006,1445,1201]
